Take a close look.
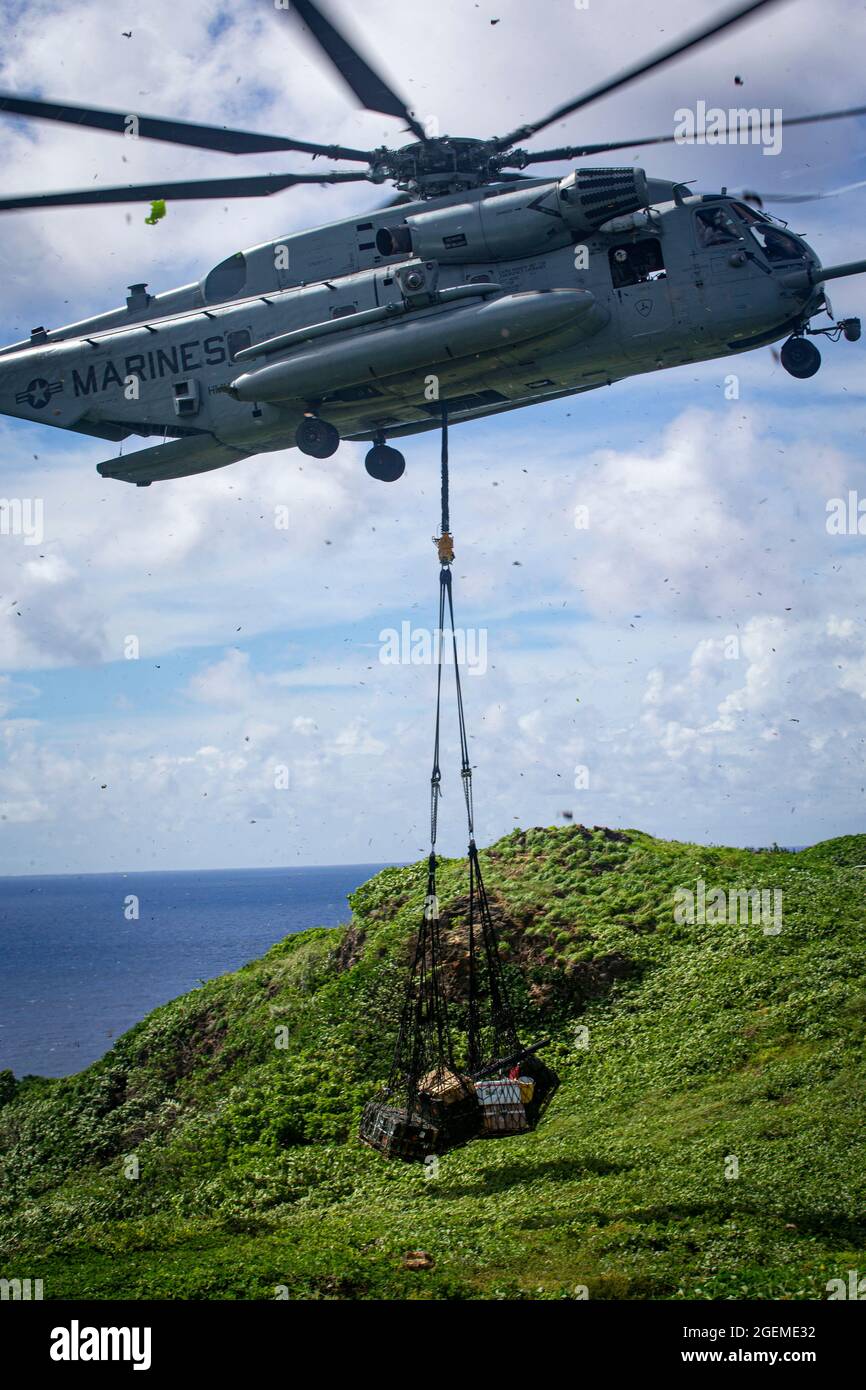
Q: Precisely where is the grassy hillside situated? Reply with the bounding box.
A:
[1,825,864,1300]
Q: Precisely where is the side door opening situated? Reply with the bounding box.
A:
[608,236,673,337]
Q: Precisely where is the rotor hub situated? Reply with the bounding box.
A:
[370,136,507,198]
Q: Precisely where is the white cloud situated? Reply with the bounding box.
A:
[187,648,254,705]
[0,674,39,717]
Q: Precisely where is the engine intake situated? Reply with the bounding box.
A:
[376,168,649,264]
[558,167,650,228]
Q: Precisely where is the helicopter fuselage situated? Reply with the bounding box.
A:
[0,174,834,485]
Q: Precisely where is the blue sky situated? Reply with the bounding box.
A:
[0,0,864,873]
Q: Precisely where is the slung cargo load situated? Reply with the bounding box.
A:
[359,413,559,1163]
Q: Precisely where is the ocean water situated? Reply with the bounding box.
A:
[0,864,386,1079]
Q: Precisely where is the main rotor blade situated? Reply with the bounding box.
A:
[288,0,428,143]
[0,170,372,212]
[740,179,866,204]
[494,0,786,149]
[512,104,866,163]
[0,91,374,161]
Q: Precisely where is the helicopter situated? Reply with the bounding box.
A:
[0,0,864,486]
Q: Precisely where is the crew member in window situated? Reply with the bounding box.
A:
[695,208,740,247]
[760,225,806,263]
[609,239,665,288]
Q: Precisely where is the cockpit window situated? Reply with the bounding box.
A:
[731,201,768,226]
[694,207,741,247]
[204,252,247,303]
[745,224,806,263]
[608,237,666,288]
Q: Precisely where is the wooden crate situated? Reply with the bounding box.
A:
[418,1067,475,1106]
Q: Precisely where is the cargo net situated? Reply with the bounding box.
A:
[358,846,560,1162]
[359,410,559,1163]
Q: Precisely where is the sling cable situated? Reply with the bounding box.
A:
[359,408,559,1162]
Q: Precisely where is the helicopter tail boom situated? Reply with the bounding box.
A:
[96,434,251,486]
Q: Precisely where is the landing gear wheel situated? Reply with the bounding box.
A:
[780,336,821,379]
[365,443,406,482]
[295,416,340,458]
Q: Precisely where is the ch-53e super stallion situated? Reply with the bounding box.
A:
[0,0,864,486]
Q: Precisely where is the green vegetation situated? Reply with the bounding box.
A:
[1,825,864,1300]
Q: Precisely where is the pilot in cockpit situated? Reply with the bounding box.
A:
[695,207,740,247]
